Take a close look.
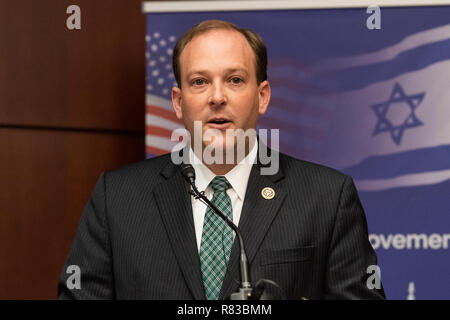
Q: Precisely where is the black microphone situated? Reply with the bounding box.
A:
[181,163,196,185]
[180,163,253,300]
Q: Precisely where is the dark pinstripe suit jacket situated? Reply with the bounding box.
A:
[58,150,385,300]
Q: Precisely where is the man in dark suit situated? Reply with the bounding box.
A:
[58,20,385,300]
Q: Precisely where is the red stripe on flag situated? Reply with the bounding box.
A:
[146,125,174,138]
[146,104,182,124]
[146,145,171,156]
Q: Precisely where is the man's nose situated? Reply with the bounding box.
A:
[208,82,227,108]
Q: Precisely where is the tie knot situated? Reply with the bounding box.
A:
[209,176,231,193]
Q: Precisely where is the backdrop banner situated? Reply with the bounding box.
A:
[144,5,450,299]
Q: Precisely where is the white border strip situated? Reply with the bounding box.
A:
[146,134,179,150]
[143,0,450,13]
[146,93,173,111]
[309,23,450,71]
[146,114,183,131]
[354,169,450,192]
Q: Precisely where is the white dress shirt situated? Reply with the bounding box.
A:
[189,141,258,252]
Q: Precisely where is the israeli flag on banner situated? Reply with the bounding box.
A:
[311,19,450,300]
[144,4,450,299]
[318,24,450,192]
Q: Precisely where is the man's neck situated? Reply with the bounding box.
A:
[191,140,256,176]
[206,163,236,176]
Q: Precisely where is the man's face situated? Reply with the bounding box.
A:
[171,29,270,158]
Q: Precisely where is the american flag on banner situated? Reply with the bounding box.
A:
[145,31,185,158]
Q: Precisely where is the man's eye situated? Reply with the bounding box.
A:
[193,79,206,86]
[230,77,242,84]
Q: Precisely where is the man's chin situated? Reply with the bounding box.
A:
[202,139,235,152]
[201,138,250,165]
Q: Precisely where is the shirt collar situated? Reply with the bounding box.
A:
[189,140,258,201]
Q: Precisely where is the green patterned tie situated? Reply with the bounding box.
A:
[199,176,234,300]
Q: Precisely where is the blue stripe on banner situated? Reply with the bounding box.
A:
[146,152,156,159]
[341,144,450,180]
[316,38,450,92]
[360,178,450,231]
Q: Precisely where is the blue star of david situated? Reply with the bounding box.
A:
[370,83,425,145]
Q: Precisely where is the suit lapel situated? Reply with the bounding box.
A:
[220,153,287,299]
[153,157,205,300]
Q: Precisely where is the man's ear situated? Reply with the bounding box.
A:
[171,86,183,119]
[258,80,271,115]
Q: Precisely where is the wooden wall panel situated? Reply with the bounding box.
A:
[0,0,146,130]
[0,128,144,299]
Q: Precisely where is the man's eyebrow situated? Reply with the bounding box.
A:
[186,68,249,78]
[226,68,249,75]
[185,70,209,78]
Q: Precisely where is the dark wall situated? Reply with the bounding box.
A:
[0,0,147,299]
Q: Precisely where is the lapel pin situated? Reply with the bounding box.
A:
[261,187,275,200]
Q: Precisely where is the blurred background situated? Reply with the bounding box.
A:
[1,0,449,299]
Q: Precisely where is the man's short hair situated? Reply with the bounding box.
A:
[172,19,268,88]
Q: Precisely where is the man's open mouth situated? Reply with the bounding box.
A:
[207,118,232,129]
[209,119,229,124]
